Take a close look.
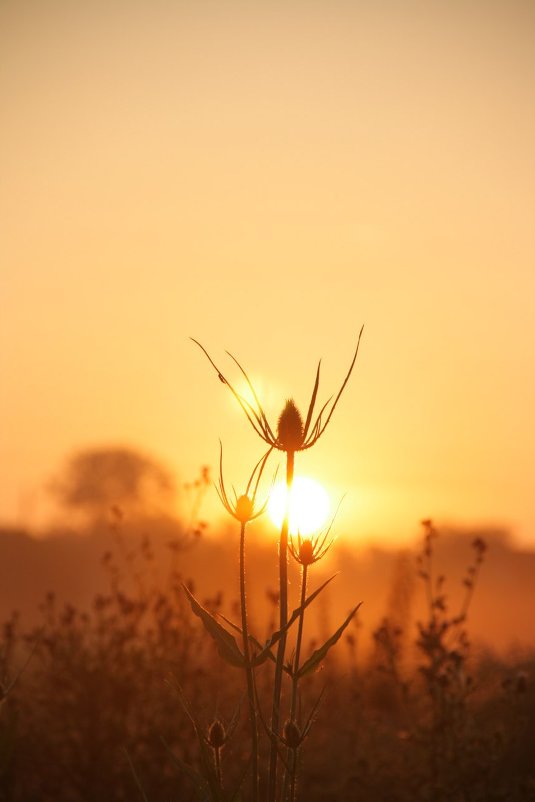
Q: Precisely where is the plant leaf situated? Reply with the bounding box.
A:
[254,574,338,664]
[183,585,244,668]
[296,603,362,679]
[303,360,321,439]
[217,575,338,668]
[217,613,273,662]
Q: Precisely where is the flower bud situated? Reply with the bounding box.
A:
[207,719,226,749]
[299,538,315,566]
[235,494,254,523]
[283,719,301,749]
[277,399,304,452]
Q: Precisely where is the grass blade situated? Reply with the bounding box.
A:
[123,746,150,802]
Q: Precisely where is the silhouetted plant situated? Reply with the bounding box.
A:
[189,334,364,801]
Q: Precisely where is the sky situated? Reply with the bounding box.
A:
[1,0,534,546]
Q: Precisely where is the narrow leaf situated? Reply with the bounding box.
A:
[252,574,338,666]
[123,747,150,802]
[303,360,321,439]
[316,326,364,439]
[296,603,362,679]
[217,612,276,667]
[225,351,277,441]
[183,585,244,668]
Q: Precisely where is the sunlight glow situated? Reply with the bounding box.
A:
[268,476,330,536]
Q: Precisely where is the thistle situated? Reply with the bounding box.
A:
[191,331,364,802]
[191,325,364,454]
[288,520,336,568]
[215,445,272,802]
[277,400,304,452]
[207,718,226,750]
[215,442,272,525]
[284,514,338,801]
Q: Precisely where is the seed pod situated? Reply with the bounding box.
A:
[277,400,304,452]
[283,719,301,749]
[207,719,226,749]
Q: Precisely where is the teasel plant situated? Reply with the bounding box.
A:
[215,443,273,802]
[162,679,244,802]
[189,330,364,801]
[285,520,333,799]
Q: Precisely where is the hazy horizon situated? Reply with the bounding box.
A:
[1,440,531,550]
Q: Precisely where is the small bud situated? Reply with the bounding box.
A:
[299,539,315,565]
[283,719,301,749]
[277,400,304,451]
[207,719,226,749]
[235,494,254,523]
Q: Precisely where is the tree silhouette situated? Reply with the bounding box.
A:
[51,446,176,521]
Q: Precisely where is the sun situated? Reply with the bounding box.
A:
[268,476,330,536]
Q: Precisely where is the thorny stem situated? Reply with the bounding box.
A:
[214,746,222,789]
[239,521,259,802]
[287,564,308,802]
[291,564,308,717]
[268,449,294,802]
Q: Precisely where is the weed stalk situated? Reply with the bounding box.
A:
[239,520,259,802]
[268,448,294,802]
[287,563,308,802]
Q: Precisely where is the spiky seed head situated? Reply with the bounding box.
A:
[283,719,301,749]
[277,399,304,452]
[207,719,226,749]
[299,538,315,566]
[235,494,254,523]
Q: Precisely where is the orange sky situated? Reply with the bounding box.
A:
[1,0,534,546]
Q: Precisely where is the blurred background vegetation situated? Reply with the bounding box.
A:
[1,447,534,801]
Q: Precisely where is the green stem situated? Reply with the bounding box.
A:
[240,521,258,802]
[268,449,294,802]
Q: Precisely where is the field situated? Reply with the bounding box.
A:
[1,509,534,802]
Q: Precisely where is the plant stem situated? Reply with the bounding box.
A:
[268,449,294,802]
[214,746,222,788]
[285,564,308,802]
[240,521,259,802]
[290,564,308,720]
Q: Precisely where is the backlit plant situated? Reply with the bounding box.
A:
[185,332,364,801]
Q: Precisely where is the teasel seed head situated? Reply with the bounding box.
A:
[277,399,304,452]
[298,538,315,566]
[235,494,254,523]
[283,719,302,749]
[207,719,226,749]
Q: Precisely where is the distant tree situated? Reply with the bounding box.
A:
[51,446,176,521]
